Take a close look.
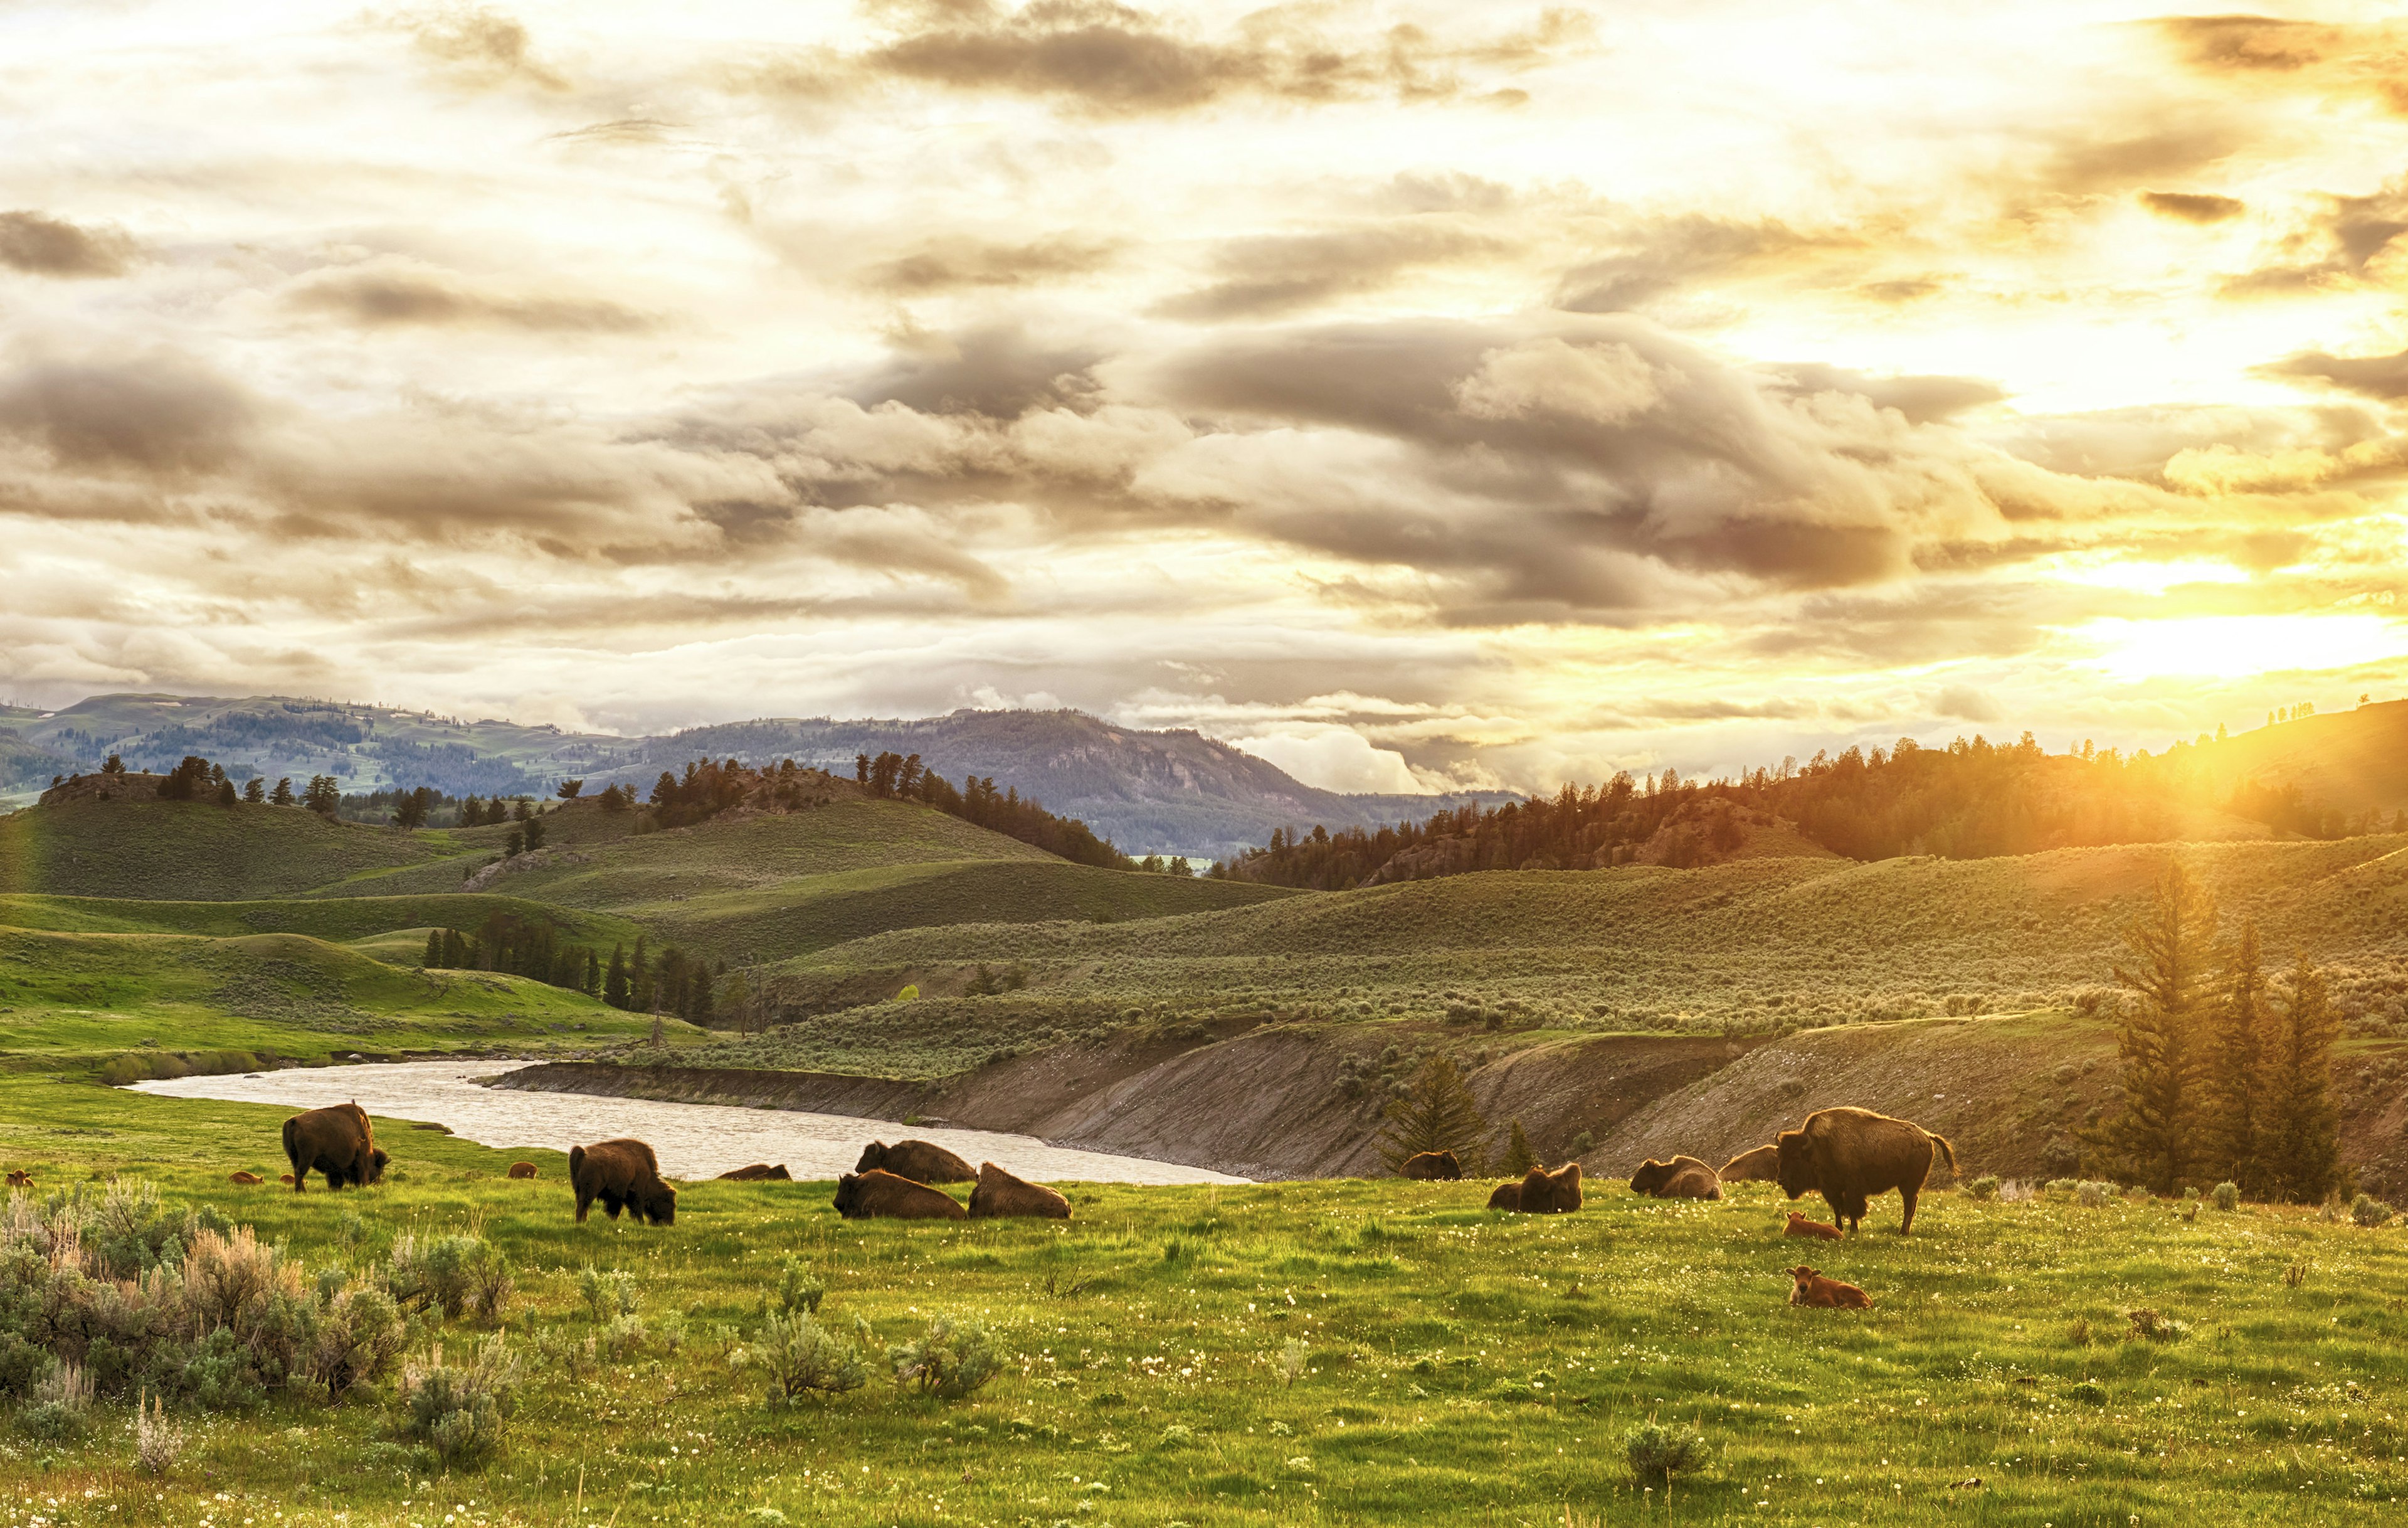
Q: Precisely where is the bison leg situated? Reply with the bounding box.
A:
[574,1189,593,1224]
[602,1192,626,1220]
[320,1167,346,1192]
[1898,1185,1919,1236]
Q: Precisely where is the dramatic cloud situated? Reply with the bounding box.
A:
[0,211,136,279]
[2261,347,2408,401]
[1156,225,1508,320]
[282,259,658,333]
[405,6,569,91]
[858,235,1121,294]
[2141,190,2246,224]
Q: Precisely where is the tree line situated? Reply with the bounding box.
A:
[852,751,1134,870]
[1211,728,2408,889]
[2096,863,2342,1201]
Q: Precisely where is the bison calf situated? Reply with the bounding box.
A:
[1783,1211,1842,1240]
[1787,1265,1872,1309]
[569,1138,677,1226]
[5,1170,33,1189]
[1630,1156,1723,1200]
[855,1139,974,1184]
[1399,1150,1464,1180]
[507,1162,539,1179]
[966,1162,1070,1219]
[833,1169,968,1220]
[282,1102,389,1193]
[228,1170,263,1186]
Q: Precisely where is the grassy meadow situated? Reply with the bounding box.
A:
[0,1078,2404,1524]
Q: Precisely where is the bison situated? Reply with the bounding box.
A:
[832,1169,968,1221]
[228,1170,263,1186]
[1630,1156,1723,1199]
[1787,1265,1872,1309]
[966,1162,1070,1219]
[716,1163,792,1181]
[1774,1106,1958,1236]
[1783,1211,1842,1240]
[5,1170,31,1189]
[507,1162,539,1179]
[569,1138,677,1226]
[1399,1150,1464,1181]
[1492,1162,1582,1214]
[282,1103,389,1193]
[854,1140,974,1184]
[1719,1144,1780,1181]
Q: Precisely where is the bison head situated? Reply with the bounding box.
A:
[832,1173,863,1218]
[366,1147,391,1184]
[853,1142,888,1174]
[639,1180,677,1226]
[1773,1130,1813,1200]
[1628,1159,1676,1195]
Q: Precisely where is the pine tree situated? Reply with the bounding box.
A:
[505,826,525,857]
[2101,862,2219,1194]
[1376,1054,1487,1173]
[423,928,446,969]
[1500,1118,1537,1175]
[630,935,653,1015]
[522,814,546,851]
[242,777,265,804]
[2259,954,2343,1203]
[101,753,124,775]
[604,944,630,1009]
[584,948,601,996]
[271,777,295,807]
[2204,920,2268,1193]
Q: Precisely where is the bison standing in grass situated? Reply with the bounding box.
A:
[569,1138,677,1226]
[855,1140,974,1184]
[1775,1106,1956,1236]
[282,1103,389,1193]
[1630,1156,1723,1200]
[966,1162,1070,1219]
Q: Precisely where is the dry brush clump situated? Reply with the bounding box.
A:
[398,1334,520,1470]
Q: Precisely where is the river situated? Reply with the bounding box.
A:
[125,1061,1247,1184]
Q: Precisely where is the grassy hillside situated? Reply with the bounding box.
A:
[0,891,639,947]
[0,923,665,1069]
[0,797,457,899]
[4,1080,2408,1524]
[771,834,2408,1041]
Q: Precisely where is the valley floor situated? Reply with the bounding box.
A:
[0,1076,2404,1524]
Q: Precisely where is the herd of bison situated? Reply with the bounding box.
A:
[259,1101,1954,1312]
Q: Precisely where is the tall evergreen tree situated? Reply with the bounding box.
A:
[242,777,265,804]
[1500,1118,1537,1175]
[604,944,629,1008]
[2101,862,2218,1194]
[584,948,601,997]
[1376,1054,1487,1173]
[2259,954,2343,1203]
[271,777,295,807]
[2204,920,2268,1192]
[630,935,653,1015]
[423,928,446,969]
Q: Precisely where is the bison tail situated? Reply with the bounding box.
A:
[1930,1132,1960,1178]
[568,1144,586,1179]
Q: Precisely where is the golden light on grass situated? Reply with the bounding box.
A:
[2077,613,2408,681]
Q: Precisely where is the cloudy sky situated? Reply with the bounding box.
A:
[8,1,2408,793]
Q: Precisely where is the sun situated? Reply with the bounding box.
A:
[2075,615,2408,681]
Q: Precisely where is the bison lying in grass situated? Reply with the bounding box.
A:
[1788,1265,1873,1308]
[966,1162,1070,1219]
[834,1169,968,1221]
[855,1140,974,1184]
[1775,1106,1957,1236]
[1400,1150,1464,1180]
[1784,1211,1842,1240]
[1630,1156,1723,1200]
[1489,1162,1582,1213]
[717,1163,791,1181]
[1719,1144,1779,1180]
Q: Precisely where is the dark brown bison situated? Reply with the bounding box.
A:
[1784,1211,1842,1240]
[1399,1150,1464,1180]
[716,1163,792,1181]
[853,1140,974,1184]
[282,1103,389,1193]
[1720,1144,1780,1181]
[1788,1265,1872,1308]
[1774,1106,1958,1236]
[832,1169,968,1220]
[966,1162,1070,1219]
[507,1162,539,1179]
[1629,1156,1723,1200]
[228,1170,263,1186]
[1492,1162,1583,1214]
[569,1138,677,1225]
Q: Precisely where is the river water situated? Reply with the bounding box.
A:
[126,1061,1245,1185]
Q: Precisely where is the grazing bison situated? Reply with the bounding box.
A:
[1720,1144,1780,1181]
[854,1140,974,1184]
[4,1170,31,1188]
[717,1163,792,1182]
[1774,1106,1958,1236]
[1784,1211,1842,1240]
[569,1138,677,1225]
[1491,1162,1582,1214]
[507,1162,539,1179]
[1400,1150,1464,1181]
[966,1162,1070,1219]
[1629,1156,1723,1200]
[1788,1265,1873,1309]
[833,1169,968,1221]
[228,1170,263,1186]
[282,1103,389,1193]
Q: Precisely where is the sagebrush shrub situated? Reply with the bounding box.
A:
[398,1336,520,1470]
[1967,1175,2000,1201]
[388,1234,511,1323]
[2211,1181,2239,1211]
[1624,1420,1710,1485]
[754,1311,867,1404]
[133,1391,184,1476]
[312,1283,406,1399]
[888,1318,1001,1400]
[2352,1193,2394,1228]
[579,1267,638,1322]
[770,1260,825,1317]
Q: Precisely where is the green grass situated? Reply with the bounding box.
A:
[0,798,458,900]
[0,891,642,948]
[0,925,666,1068]
[1,1078,2405,1524]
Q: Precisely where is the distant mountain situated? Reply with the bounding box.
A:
[0,695,1512,860]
